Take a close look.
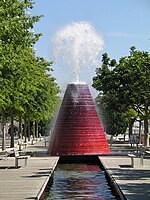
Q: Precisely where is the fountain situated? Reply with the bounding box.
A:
[48,83,110,155]
[42,22,121,200]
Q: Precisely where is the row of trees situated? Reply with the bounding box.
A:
[0,0,60,150]
[93,46,150,146]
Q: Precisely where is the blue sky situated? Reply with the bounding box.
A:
[31,0,150,96]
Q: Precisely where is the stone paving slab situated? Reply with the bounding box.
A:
[100,156,150,200]
[0,156,59,200]
[0,137,59,200]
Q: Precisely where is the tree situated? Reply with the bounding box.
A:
[115,47,150,146]
[22,56,60,141]
[95,94,128,136]
[0,0,60,148]
[0,0,43,147]
[93,53,128,136]
[93,47,150,146]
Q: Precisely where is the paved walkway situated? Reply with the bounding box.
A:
[0,136,150,200]
[0,137,59,200]
[100,140,150,200]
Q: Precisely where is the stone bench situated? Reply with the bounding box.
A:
[18,139,27,151]
[128,154,136,167]
[145,150,150,155]
[44,136,49,147]
[128,153,144,167]
[0,151,8,160]
[14,150,30,168]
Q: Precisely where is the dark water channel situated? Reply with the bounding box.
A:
[44,162,118,200]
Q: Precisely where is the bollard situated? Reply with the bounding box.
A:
[44,136,47,147]
[39,133,42,141]
[19,144,22,151]
[140,154,144,166]
[18,139,22,151]
[30,135,34,145]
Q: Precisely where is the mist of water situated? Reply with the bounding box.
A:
[52,21,104,83]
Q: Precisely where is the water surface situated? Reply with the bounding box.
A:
[45,164,116,200]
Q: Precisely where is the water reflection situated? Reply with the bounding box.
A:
[46,164,116,200]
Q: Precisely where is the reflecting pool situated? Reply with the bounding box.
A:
[45,164,116,200]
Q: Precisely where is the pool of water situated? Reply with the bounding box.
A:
[45,163,117,200]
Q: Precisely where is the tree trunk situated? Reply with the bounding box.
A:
[128,118,134,138]
[18,112,22,139]
[1,109,6,151]
[35,122,38,138]
[144,116,149,146]
[144,102,149,147]
[10,108,14,148]
[138,120,142,143]
[33,122,35,139]
[24,116,27,143]
[27,119,31,141]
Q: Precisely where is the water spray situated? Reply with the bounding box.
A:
[52,21,104,83]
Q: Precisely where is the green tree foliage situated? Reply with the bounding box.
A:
[0,0,60,148]
[93,48,150,146]
[95,94,128,136]
[24,57,60,123]
[115,47,150,145]
[0,0,42,109]
[93,53,128,136]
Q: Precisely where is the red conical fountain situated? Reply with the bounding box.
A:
[48,83,110,155]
